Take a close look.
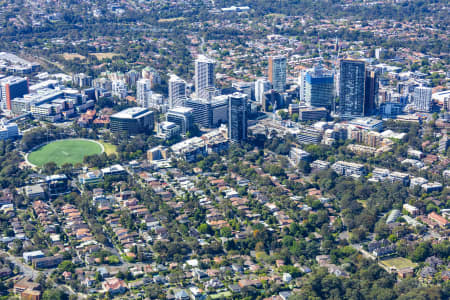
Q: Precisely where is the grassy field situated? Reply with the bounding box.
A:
[380,257,418,269]
[90,52,119,60]
[61,53,86,60]
[28,139,103,167]
[99,141,117,155]
[158,17,186,23]
[210,291,232,299]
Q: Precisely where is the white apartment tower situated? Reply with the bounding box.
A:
[168,74,187,108]
[111,80,127,100]
[255,78,271,104]
[136,78,152,107]
[413,86,432,112]
[195,55,215,100]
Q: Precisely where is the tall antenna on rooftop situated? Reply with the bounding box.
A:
[335,36,340,67]
[318,35,323,63]
[333,36,340,115]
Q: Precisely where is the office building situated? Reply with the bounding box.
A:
[300,64,334,109]
[332,161,366,177]
[11,88,94,122]
[157,121,180,140]
[46,174,69,197]
[110,107,155,134]
[232,81,253,100]
[0,52,40,74]
[0,120,19,140]
[78,170,103,185]
[136,78,152,107]
[349,117,383,131]
[298,107,328,121]
[413,86,432,112]
[0,76,29,110]
[168,74,187,108]
[255,78,271,104]
[339,59,366,118]
[422,182,443,193]
[185,96,228,128]
[195,55,215,99]
[262,89,283,112]
[228,92,248,143]
[166,107,193,134]
[268,56,287,92]
[364,70,379,115]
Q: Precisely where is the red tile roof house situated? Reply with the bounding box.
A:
[102,278,127,295]
[428,212,449,228]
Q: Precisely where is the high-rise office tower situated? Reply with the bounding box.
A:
[255,78,271,104]
[413,86,432,112]
[228,92,247,143]
[300,63,334,109]
[195,55,215,100]
[339,59,366,118]
[364,70,379,116]
[185,96,228,128]
[136,78,152,107]
[168,74,187,108]
[268,55,287,93]
[0,76,29,110]
[166,107,194,135]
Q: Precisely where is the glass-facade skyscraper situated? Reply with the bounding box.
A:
[300,63,334,109]
[268,56,287,93]
[364,70,379,116]
[339,59,366,118]
[228,92,247,143]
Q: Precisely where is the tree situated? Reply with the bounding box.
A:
[220,226,232,238]
[42,289,69,300]
[298,160,311,174]
[198,223,212,235]
[43,162,58,174]
[411,242,431,262]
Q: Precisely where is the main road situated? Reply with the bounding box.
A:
[0,250,39,279]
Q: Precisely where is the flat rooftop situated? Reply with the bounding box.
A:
[111,107,153,119]
[0,76,27,85]
[168,106,193,114]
